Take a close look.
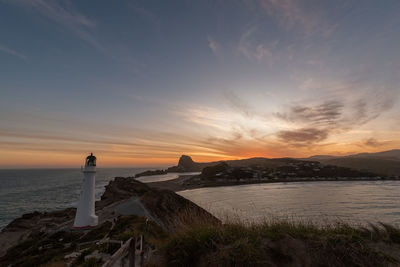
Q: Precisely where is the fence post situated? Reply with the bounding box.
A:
[128,237,135,267]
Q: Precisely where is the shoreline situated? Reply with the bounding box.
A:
[147,175,400,192]
[2,175,400,265]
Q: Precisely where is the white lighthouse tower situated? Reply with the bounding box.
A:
[73,153,98,228]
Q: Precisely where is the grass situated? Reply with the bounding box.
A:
[79,221,112,242]
[3,209,400,267]
[80,257,103,267]
[109,215,167,245]
[162,219,400,266]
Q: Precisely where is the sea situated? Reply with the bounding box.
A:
[1,169,400,230]
[0,168,146,230]
[178,180,400,226]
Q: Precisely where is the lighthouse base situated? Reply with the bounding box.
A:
[73,215,98,228]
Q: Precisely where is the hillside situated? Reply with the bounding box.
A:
[316,157,400,176]
[350,149,400,160]
[306,149,400,176]
[164,221,400,267]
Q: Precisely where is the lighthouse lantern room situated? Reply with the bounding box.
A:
[73,153,98,228]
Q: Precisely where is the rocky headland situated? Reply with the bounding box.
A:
[0,177,218,266]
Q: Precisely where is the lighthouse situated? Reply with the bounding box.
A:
[73,153,98,228]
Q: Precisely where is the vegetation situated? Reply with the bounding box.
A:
[109,215,167,245]
[163,220,400,266]
[3,211,400,266]
[79,221,112,242]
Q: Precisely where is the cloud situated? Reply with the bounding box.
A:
[223,91,253,117]
[277,127,329,144]
[129,3,161,37]
[207,35,222,56]
[237,26,279,61]
[254,0,335,36]
[0,44,27,60]
[276,100,344,127]
[237,27,279,62]
[362,138,385,147]
[8,0,103,51]
[275,92,396,145]
[257,0,318,33]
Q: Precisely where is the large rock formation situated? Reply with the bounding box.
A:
[167,155,218,172]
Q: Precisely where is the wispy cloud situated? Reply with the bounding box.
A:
[9,0,104,51]
[255,0,335,36]
[276,100,344,128]
[362,138,385,147]
[223,91,253,117]
[275,93,396,145]
[207,35,222,56]
[277,127,329,145]
[129,2,161,37]
[0,44,26,60]
[237,26,279,62]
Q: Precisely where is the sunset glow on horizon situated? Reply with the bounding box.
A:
[1,0,400,168]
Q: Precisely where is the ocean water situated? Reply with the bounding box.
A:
[178,181,400,225]
[3,170,399,230]
[0,168,147,230]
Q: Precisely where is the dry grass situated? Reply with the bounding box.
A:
[162,219,400,267]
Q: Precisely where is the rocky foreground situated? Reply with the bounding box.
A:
[0,177,218,266]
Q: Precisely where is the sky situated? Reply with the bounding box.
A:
[1,0,400,168]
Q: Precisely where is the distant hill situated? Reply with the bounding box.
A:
[315,157,400,176]
[306,155,338,161]
[166,155,300,172]
[226,157,290,168]
[166,149,400,176]
[304,149,400,176]
[349,149,400,160]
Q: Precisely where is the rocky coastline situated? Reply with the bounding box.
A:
[0,177,218,266]
[2,154,400,266]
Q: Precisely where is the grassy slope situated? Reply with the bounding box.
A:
[4,213,400,266]
[163,220,400,267]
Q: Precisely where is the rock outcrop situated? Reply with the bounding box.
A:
[99,177,219,231]
[167,155,218,172]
